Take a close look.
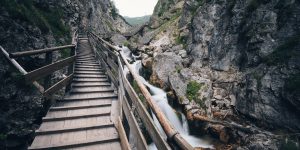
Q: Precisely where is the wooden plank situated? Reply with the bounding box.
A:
[10,45,75,58]
[44,74,73,97]
[117,117,131,150]
[25,56,76,82]
[0,46,45,93]
[122,96,148,150]
[29,134,119,150]
[122,75,171,150]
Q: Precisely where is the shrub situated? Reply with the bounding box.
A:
[186,81,206,107]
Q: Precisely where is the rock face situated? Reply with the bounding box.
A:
[130,0,300,148]
[0,0,129,149]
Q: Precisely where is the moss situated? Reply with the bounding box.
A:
[175,66,182,73]
[285,73,300,93]
[0,0,70,39]
[186,81,206,108]
[263,34,300,66]
[123,41,130,47]
[132,80,146,103]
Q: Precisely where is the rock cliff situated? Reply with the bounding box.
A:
[126,0,300,148]
[0,0,129,149]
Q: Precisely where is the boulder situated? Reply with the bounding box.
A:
[110,34,127,46]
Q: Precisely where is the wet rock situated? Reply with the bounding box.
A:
[110,34,127,46]
[150,52,182,89]
[142,57,153,69]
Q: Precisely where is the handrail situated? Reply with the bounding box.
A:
[88,31,194,150]
[0,29,78,96]
[9,45,75,58]
[0,46,45,93]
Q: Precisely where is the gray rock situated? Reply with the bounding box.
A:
[110,34,127,46]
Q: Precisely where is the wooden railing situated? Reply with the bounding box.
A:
[0,30,78,98]
[88,31,194,150]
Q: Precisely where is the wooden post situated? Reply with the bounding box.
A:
[44,52,53,89]
[65,47,76,92]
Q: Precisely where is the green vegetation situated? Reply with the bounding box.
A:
[124,15,151,26]
[285,73,300,93]
[263,34,300,66]
[110,1,119,20]
[186,81,205,107]
[132,80,146,103]
[0,0,70,39]
[0,134,7,140]
[123,41,130,47]
[175,35,187,49]
[175,66,182,73]
[190,0,204,16]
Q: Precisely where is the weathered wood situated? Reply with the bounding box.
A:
[107,57,118,74]
[122,96,148,150]
[43,74,73,97]
[44,52,53,89]
[66,46,76,92]
[25,56,76,82]
[117,117,131,150]
[122,74,171,150]
[10,45,75,58]
[0,46,45,93]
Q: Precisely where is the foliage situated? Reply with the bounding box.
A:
[110,1,119,20]
[186,81,205,107]
[124,15,151,26]
[175,35,187,49]
[132,80,146,103]
[263,34,300,66]
[123,41,130,47]
[0,0,70,39]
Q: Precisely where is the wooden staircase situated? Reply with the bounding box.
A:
[29,37,122,150]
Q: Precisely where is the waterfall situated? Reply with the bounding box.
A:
[120,46,214,149]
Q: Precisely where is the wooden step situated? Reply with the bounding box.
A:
[74,71,105,75]
[36,122,114,135]
[75,68,104,72]
[76,65,101,69]
[75,63,99,66]
[76,58,96,61]
[72,82,111,87]
[73,74,107,78]
[43,112,111,122]
[50,103,112,111]
[72,78,108,82]
[71,86,113,93]
[29,128,119,150]
[64,92,117,100]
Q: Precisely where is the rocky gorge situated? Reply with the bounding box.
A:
[0,0,299,149]
[118,0,300,149]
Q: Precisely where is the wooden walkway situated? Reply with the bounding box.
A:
[29,38,122,150]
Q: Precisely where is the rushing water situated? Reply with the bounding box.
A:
[120,46,214,149]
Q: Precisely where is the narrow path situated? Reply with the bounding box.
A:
[29,38,122,150]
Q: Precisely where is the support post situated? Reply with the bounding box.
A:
[44,52,53,89]
[65,47,76,92]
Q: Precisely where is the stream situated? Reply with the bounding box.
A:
[119,46,214,149]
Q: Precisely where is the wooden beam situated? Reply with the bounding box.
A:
[117,117,131,150]
[25,56,75,82]
[9,45,75,58]
[122,96,148,150]
[43,74,73,97]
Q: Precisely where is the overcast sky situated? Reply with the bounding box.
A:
[113,0,158,17]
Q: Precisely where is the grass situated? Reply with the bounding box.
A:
[263,34,300,66]
[0,0,70,39]
[186,81,206,108]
